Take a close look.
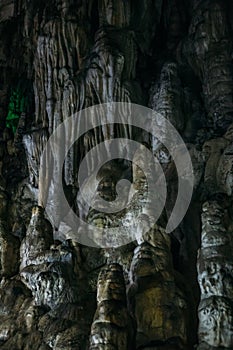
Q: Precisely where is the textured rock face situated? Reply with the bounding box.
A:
[20,206,78,309]
[20,206,53,270]
[0,219,19,277]
[0,0,14,22]
[90,263,132,350]
[128,227,188,349]
[197,200,233,349]
[180,0,233,132]
[150,62,184,132]
[0,0,232,349]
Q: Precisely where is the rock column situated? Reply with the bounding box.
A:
[197,200,233,349]
[90,263,132,350]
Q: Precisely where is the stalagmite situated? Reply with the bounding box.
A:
[89,263,133,350]
[128,226,188,349]
[197,200,233,348]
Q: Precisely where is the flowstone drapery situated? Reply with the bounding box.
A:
[0,0,233,349]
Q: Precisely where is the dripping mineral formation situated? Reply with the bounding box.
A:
[0,0,233,349]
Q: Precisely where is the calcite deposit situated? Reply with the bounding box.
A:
[0,0,232,349]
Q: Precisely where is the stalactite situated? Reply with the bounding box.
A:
[150,62,185,133]
[180,0,233,132]
[23,129,48,188]
[0,0,233,348]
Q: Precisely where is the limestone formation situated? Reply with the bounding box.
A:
[180,0,233,132]
[150,62,184,133]
[186,123,233,199]
[22,129,48,188]
[20,206,53,270]
[196,122,233,349]
[20,207,77,309]
[86,146,162,247]
[128,226,188,349]
[89,263,133,350]
[197,200,233,349]
[0,0,232,348]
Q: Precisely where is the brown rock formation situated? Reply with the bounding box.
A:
[128,226,189,349]
[89,263,133,350]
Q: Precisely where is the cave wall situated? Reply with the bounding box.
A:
[0,0,233,349]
